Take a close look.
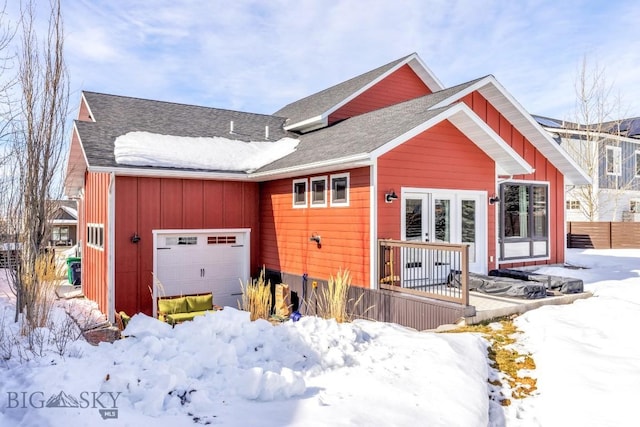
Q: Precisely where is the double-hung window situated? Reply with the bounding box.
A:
[500,182,549,260]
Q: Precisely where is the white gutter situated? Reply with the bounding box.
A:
[248,153,372,180]
[369,159,378,290]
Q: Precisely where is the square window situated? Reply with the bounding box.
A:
[310,176,327,207]
[292,179,307,208]
[330,173,349,206]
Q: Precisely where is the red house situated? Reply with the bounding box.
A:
[64,53,589,325]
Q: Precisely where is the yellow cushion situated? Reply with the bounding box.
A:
[158,296,188,315]
[187,294,213,312]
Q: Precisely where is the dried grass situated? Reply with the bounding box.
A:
[21,254,57,336]
[239,269,272,321]
[315,269,364,323]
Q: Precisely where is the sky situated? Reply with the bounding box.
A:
[1,248,640,426]
[3,0,640,123]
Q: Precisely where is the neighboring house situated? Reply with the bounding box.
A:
[534,115,640,222]
[64,53,589,321]
[48,200,78,247]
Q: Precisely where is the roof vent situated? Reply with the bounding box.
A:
[230,121,234,134]
[265,125,269,140]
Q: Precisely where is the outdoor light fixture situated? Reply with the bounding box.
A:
[385,190,399,203]
[489,195,500,205]
[310,233,321,248]
[130,232,141,244]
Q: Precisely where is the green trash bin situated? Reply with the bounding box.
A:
[66,257,81,286]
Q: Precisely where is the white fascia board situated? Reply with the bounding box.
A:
[429,76,591,186]
[325,53,444,121]
[80,92,96,122]
[249,154,372,181]
[89,166,253,181]
[64,123,89,197]
[370,103,533,176]
[407,55,445,91]
[283,115,326,133]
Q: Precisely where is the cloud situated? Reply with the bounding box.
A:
[6,0,640,120]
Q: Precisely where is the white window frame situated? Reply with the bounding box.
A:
[292,178,307,208]
[87,223,105,250]
[635,150,640,178]
[606,146,621,176]
[310,176,328,208]
[630,199,640,213]
[330,173,350,207]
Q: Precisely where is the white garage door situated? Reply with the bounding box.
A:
[153,229,250,314]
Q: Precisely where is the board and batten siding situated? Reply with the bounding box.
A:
[377,120,498,268]
[260,167,371,287]
[82,172,110,315]
[463,91,565,267]
[114,177,260,316]
[328,64,432,125]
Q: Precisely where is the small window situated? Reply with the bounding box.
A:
[310,176,327,207]
[566,200,581,210]
[606,146,621,175]
[330,173,350,207]
[292,178,307,208]
[635,150,640,177]
[87,223,105,250]
[630,200,640,213]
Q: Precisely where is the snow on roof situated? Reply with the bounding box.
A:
[114,131,299,173]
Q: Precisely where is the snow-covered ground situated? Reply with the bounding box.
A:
[0,248,639,426]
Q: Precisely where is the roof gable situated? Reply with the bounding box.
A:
[274,53,444,132]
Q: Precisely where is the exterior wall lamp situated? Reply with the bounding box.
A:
[130,232,141,243]
[489,195,500,205]
[385,190,399,203]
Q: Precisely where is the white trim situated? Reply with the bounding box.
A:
[370,160,378,290]
[283,53,444,132]
[89,165,252,181]
[330,173,350,207]
[107,173,115,323]
[250,155,371,181]
[80,92,96,123]
[635,150,640,178]
[283,115,326,132]
[310,176,328,208]
[152,228,251,318]
[292,178,308,208]
[86,223,105,250]
[498,179,551,262]
[605,145,622,176]
[429,75,590,185]
[370,103,534,176]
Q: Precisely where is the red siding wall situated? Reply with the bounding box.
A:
[329,64,432,124]
[463,92,565,266]
[82,172,110,315]
[377,121,497,267]
[260,167,371,287]
[114,177,260,316]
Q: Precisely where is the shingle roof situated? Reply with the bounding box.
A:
[78,92,293,169]
[273,54,415,127]
[257,78,485,173]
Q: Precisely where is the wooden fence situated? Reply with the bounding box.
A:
[567,222,640,249]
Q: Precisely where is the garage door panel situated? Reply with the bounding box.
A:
[154,230,249,312]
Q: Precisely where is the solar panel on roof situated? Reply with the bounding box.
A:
[627,120,640,137]
[535,117,562,128]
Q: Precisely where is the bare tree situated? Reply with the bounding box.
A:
[3,0,69,326]
[559,56,631,221]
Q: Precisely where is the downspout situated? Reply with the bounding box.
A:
[107,172,116,323]
[370,159,378,289]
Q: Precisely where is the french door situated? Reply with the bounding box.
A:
[401,189,486,280]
